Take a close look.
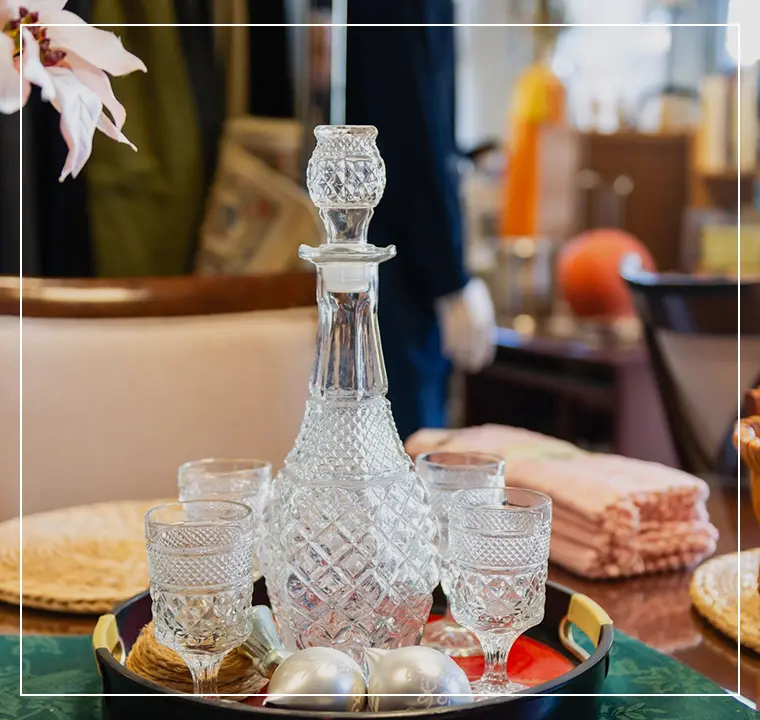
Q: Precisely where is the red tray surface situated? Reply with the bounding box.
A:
[242,614,573,706]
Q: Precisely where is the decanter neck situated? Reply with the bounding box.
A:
[301,124,395,399]
[319,208,373,244]
[310,263,387,398]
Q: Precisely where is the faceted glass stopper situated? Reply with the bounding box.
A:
[306,126,386,210]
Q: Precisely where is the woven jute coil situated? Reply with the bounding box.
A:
[0,499,167,614]
[126,622,268,697]
[690,548,760,653]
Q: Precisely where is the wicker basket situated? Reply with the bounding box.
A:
[735,389,760,592]
[736,415,760,517]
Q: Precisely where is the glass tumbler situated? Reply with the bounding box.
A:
[417,452,505,656]
[145,500,255,696]
[448,487,552,695]
[178,458,271,582]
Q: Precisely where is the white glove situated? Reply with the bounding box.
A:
[435,278,497,373]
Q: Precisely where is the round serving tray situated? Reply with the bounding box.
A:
[94,580,613,720]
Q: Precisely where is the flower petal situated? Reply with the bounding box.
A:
[97,112,136,151]
[20,29,56,102]
[0,33,22,113]
[42,10,147,76]
[31,0,69,11]
[65,52,125,129]
[0,1,17,25]
[46,67,102,181]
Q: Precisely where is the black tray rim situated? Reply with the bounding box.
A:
[96,580,613,717]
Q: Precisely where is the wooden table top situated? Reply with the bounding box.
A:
[551,477,759,702]
[1,477,757,701]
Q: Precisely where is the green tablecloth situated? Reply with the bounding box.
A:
[0,632,754,719]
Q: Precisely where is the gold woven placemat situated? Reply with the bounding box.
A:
[0,499,168,614]
[690,548,760,653]
[126,621,267,697]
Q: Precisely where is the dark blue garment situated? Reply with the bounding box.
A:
[247,0,294,119]
[346,1,468,440]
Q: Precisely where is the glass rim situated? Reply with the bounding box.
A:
[145,499,253,547]
[314,124,377,137]
[178,458,271,477]
[449,486,552,513]
[416,451,505,472]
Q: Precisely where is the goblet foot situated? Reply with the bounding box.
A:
[422,618,482,657]
[471,678,527,696]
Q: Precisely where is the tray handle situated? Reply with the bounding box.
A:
[559,593,613,662]
[92,613,124,674]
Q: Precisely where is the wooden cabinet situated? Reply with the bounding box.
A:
[578,132,691,272]
[464,328,678,467]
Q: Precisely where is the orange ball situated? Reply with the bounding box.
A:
[556,229,656,319]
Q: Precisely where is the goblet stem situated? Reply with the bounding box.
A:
[441,604,456,624]
[185,653,226,696]
[440,564,457,625]
[474,631,518,692]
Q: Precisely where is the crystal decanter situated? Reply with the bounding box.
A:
[265,125,440,662]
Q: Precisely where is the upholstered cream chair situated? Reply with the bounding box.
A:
[624,268,760,475]
[0,273,316,519]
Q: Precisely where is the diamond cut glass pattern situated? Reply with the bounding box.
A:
[152,583,253,653]
[177,458,271,581]
[416,452,505,656]
[145,500,254,695]
[264,126,439,661]
[447,487,552,694]
[306,126,386,208]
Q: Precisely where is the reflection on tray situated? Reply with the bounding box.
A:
[591,573,702,655]
[238,632,576,708]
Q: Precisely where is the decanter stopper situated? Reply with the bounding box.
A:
[306,125,386,218]
[301,125,395,293]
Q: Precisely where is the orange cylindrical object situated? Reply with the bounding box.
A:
[499,63,566,239]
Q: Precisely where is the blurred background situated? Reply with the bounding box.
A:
[2,0,757,278]
[0,0,758,515]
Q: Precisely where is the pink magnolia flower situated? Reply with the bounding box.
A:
[0,1,146,180]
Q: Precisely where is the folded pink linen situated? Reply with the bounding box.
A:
[550,533,715,578]
[405,424,718,579]
[550,515,718,578]
[405,424,583,465]
[507,454,710,525]
[404,428,457,459]
[506,454,717,578]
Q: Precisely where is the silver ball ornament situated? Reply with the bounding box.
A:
[241,606,367,712]
[266,647,367,712]
[367,646,473,711]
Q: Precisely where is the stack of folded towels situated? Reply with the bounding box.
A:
[406,424,718,579]
[405,424,585,467]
